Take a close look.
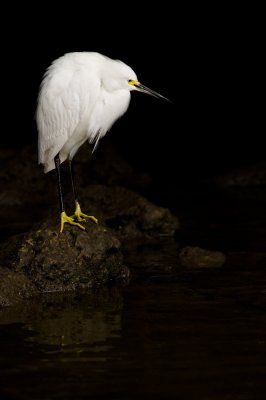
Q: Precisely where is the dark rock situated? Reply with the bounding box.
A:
[179,246,226,268]
[0,181,178,306]
[0,269,38,307]
[81,185,179,239]
[0,222,129,300]
[0,144,178,306]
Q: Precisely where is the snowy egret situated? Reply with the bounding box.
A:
[37,52,170,232]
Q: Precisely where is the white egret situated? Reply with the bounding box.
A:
[37,52,169,232]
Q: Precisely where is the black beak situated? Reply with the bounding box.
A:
[135,83,172,103]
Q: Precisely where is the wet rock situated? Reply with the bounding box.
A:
[0,269,38,307]
[179,246,226,268]
[82,185,179,239]
[0,144,178,306]
[0,222,129,298]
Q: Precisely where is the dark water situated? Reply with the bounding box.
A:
[1,188,266,399]
[1,253,266,399]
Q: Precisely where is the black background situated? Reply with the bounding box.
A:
[1,4,263,184]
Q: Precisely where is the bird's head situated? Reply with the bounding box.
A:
[105,58,171,102]
[128,78,171,102]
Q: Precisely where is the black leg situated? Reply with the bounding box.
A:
[54,153,64,213]
[69,159,78,202]
[55,154,86,232]
[68,158,98,225]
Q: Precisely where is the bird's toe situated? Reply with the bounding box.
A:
[60,211,86,233]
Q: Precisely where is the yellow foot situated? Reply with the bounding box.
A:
[60,211,85,233]
[71,201,98,224]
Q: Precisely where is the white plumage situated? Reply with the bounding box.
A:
[37,52,140,172]
[36,51,168,232]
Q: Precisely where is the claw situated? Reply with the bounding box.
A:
[60,211,85,233]
[71,201,98,224]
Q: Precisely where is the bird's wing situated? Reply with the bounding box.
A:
[37,65,100,171]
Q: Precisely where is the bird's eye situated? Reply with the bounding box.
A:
[128,79,138,86]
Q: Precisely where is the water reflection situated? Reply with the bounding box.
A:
[0,288,127,399]
[1,279,266,399]
[1,249,266,399]
[0,288,123,351]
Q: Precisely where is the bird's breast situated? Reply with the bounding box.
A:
[87,89,131,140]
